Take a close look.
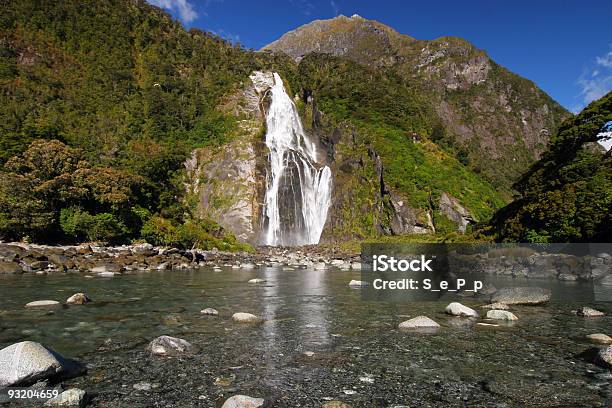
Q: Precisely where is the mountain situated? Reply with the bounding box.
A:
[0,1,588,247]
[263,15,570,192]
[487,92,611,242]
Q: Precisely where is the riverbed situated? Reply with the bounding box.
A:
[0,267,610,407]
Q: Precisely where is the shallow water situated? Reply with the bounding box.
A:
[0,267,610,407]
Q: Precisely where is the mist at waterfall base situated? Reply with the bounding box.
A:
[262,73,332,246]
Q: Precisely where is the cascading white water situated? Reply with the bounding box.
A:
[262,73,332,246]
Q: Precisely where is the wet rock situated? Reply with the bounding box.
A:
[350,262,362,270]
[481,302,509,310]
[161,314,184,325]
[0,341,85,387]
[45,388,87,407]
[248,278,266,284]
[201,308,219,316]
[577,307,605,317]
[221,395,265,408]
[146,335,198,356]
[241,263,256,269]
[97,271,116,277]
[0,261,23,274]
[445,302,479,317]
[90,263,122,274]
[66,293,91,305]
[596,345,612,368]
[133,382,152,391]
[25,300,61,308]
[586,333,612,344]
[323,402,352,408]
[491,287,551,305]
[348,280,369,287]
[398,316,440,329]
[486,310,518,321]
[132,243,155,256]
[232,312,261,323]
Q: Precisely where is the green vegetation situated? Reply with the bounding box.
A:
[294,54,505,228]
[0,0,289,249]
[487,92,611,242]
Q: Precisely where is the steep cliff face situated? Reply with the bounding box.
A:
[263,15,570,191]
[185,73,273,244]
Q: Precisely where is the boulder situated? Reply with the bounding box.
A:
[491,287,551,305]
[45,388,87,407]
[481,302,509,310]
[0,341,85,387]
[398,316,440,329]
[232,312,261,323]
[445,302,479,317]
[0,261,23,274]
[577,306,605,317]
[201,308,219,316]
[596,345,612,368]
[131,243,155,256]
[486,310,518,321]
[146,335,198,356]
[221,395,265,408]
[25,300,61,308]
[66,293,91,305]
[586,333,612,344]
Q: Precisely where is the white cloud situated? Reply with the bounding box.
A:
[578,48,612,105]
[331,0,339,16]
[148,0,198,23]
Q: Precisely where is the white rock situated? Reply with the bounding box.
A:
[486,310,518,321]
[586,333,612,344]
[25,300,60,308]
[66,293,91,305]
[232,312,261,323]
[398,316,440,329]
[350,262,362,270]
[97,272,115,277]
[314,262,327,270]
[201,308,219,316]
[445,302,479,317]
[146,335,197,356]
[348,280,369,287]
[248,278,266,284]
[0,341,84,387]
[577,306,605,317]
[45,388,86,407]
[221,394,265,408]
[241,263,256,269]
[596,345,612,368]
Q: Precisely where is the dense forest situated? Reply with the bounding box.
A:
[486,92,612,242]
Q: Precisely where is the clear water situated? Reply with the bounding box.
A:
[262,73,332,246]
[0,268,610,407]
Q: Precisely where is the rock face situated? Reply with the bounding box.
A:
[232,313,261,323]
[263,15,569,191]
[221,395,265,408]
[486,310,518,321]
[398,316,440,329]
[146,336,198,356]
[0,341,85,387]
[439,192,475,233]
[491,287,551,305]
[445,302,479,317]
[184,72,271,244]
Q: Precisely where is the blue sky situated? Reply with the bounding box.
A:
[148,0,611,112]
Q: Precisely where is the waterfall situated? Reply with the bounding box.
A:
[262,73,332,246]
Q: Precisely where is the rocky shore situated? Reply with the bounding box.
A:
[0,242,360,276]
